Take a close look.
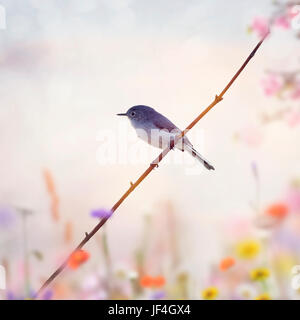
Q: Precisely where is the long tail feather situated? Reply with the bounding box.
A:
[184,144,215,170]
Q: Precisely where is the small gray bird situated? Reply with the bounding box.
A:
[117,105,214,170]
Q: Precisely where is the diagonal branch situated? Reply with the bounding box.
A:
[35,34,268,298]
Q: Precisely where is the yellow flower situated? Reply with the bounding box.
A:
[250,267,270,281]
[202,287,218,300]
[273,254,296,275]
[236,240,261,259]
[255,293,271,300]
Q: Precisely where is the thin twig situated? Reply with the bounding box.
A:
[35,34,268,298]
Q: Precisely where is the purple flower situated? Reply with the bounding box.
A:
[6,291,15,300]
[6,291,25,300]
[151,291,166,300]
[42,289,54,300]
[251,161,259,180]
[0,206,16,229]
[90,208,113,219]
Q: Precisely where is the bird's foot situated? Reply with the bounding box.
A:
[150,162,159,169]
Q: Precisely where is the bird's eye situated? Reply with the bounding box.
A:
[131,111,136,117]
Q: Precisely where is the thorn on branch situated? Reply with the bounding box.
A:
[214,94,223,103]
[85,232,89,238]
[150,162,159,169]
[130,181,134,187]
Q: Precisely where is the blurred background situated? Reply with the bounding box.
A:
[0,0,300,300]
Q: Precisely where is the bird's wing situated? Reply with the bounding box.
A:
[152,112,192,150]
[152,112,180,132]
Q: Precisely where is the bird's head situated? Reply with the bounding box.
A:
[117,105,155,123]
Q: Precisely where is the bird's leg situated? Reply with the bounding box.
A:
[170,139,175,150]
[150,162,159,169]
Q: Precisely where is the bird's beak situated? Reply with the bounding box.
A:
[117,113,127,116]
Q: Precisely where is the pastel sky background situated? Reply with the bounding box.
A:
[0,0,299,295]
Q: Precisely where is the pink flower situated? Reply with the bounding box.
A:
[287,6,300,20]
[286,188,300,212]
[237,126,263,147]
[274,15,290,29]
[291,82,300,100]
[251,17,269,38]
[285,109,300,127]
[261,74,283,97]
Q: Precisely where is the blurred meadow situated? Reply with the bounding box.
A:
[0,0,300,300]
